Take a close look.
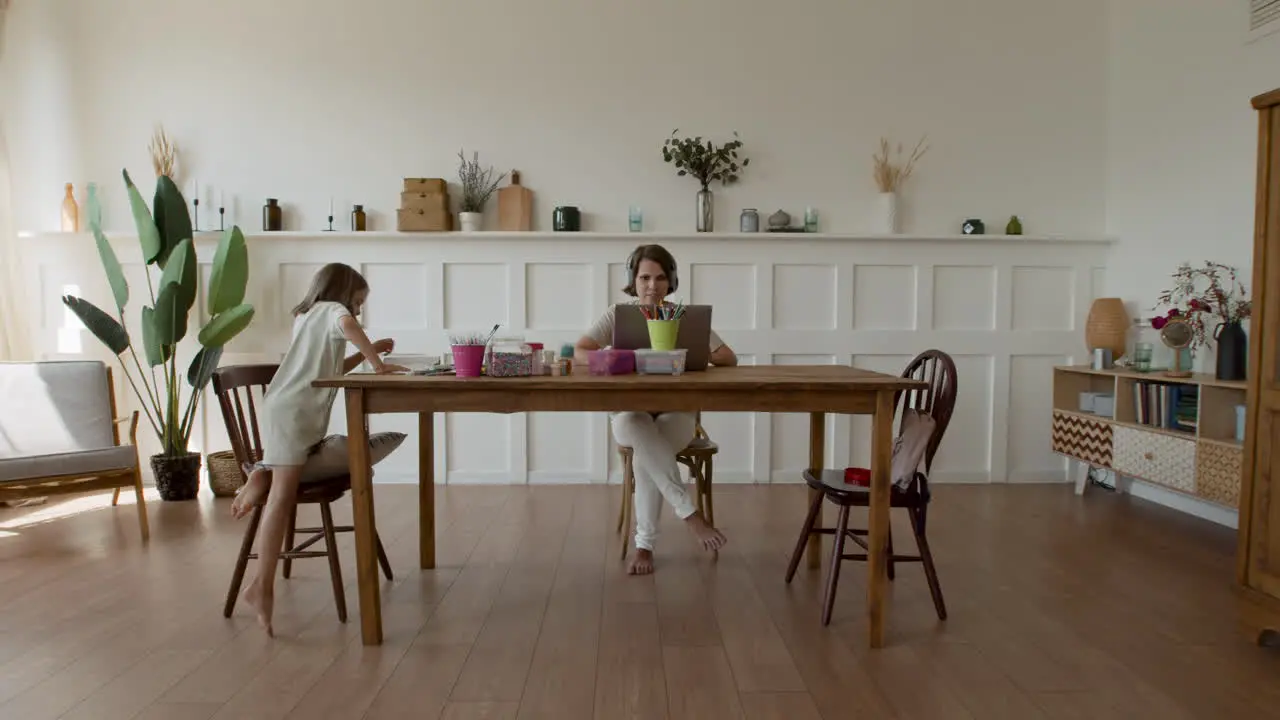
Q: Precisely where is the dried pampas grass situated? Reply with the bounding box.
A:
[872,135,928,193]
[148,125,179,180]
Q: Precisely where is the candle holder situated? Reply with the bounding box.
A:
[193,197,200,232]
[218,206,225,231]
[325,214,335,232]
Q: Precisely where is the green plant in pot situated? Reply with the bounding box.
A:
[62,169,255,501]
[661,129,748,232]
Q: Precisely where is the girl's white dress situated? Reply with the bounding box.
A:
[260,301,352,466]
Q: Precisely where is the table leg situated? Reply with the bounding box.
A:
[345,389,383,646]
[419,412,435,569]
[806,411,826,568]
[867,389,894,648]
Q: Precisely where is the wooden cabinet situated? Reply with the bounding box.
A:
[1051,366,1247,503]
[1239,87,1280,643]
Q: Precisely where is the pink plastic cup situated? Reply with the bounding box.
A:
[452,344,486,377]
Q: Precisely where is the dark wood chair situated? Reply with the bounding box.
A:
[212,363,392,623]
[616,414,717,560]
[785,349,958,625]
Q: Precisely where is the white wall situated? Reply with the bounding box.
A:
[1105,0,1280,321]
[1,0,1108,238]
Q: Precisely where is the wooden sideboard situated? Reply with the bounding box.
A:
[1051,366,1247,504]
[1239,87,1280,644]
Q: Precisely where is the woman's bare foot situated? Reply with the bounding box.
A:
[243,579,274,637]
[231,467,271,520]
[684,512,728,552]
[627,548,655,576]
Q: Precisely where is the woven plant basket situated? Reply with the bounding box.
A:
[207,450,246,497]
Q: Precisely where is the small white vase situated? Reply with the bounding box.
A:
[459,211,482,232]
[872,192,899,234]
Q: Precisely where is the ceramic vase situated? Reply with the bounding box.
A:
[873,192,898,234]
[1214,320,1248,381]
[459,211,482,232]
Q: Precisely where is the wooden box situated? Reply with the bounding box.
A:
[401,191,449,212]
[403,178,447,194]
[397,207,451,232]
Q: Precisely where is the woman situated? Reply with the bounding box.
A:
[576,243,735,575]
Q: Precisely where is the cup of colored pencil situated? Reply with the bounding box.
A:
[641,302,683,351]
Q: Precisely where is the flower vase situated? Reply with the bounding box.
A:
[873,192,898,234]
[459,212,482,232]
[1214,320,1248,381]
[696,189,713,232]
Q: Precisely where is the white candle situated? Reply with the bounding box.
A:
[329,196,334,217]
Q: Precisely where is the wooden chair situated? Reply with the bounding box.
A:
[616,413,717,559]
[212,363,392,623]
[0,361,149,541]
[785,350,957,625]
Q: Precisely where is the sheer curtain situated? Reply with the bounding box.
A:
[0,0,32,361]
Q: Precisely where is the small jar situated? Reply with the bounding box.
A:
[351,204,367,231]
[740,208,759,233]
[263,198,282,231]
[553,206,581,232]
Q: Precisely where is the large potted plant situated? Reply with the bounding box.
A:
[62,169,255,500]
[456,150,506,232]
[661,129,749,232]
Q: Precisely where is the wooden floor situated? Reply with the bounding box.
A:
[0,482,1277,720]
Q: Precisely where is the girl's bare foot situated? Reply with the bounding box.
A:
[684,512,728,552]
[231,467,271,520]
[627,548,655,575]
[243,579,274,637]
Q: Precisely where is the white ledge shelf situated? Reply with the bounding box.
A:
[21,230,1117,245]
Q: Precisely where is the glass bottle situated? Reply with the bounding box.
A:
[60,183,79,232]
[85,182,102,230]
[351,204,367,231]
[740,208,759,232]
[263,198,282,231]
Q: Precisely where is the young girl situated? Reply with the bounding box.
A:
[230,262,407,636]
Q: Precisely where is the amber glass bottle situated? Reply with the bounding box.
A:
[351,204,367,231]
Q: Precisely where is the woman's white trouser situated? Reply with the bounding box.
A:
[612,411,697,551]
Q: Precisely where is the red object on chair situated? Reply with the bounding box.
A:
[843,467,871,486]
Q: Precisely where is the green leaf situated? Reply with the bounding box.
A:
[198,304,255,347]
[93,227,129,313]
[157,237,198,314]
[152,281,188,346]
[207,226,248,315]
[152,174,192,269]
[123,169,164,265]
[187,345,224,390]
[140,306,171,367]
[62,295,129,355]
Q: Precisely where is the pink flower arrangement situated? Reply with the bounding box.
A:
[1151,261,1251,349]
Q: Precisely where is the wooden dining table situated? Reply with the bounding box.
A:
[314,364,926,648]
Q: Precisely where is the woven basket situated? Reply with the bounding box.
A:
[207,450,245,497]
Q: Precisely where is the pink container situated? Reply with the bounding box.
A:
[588,348,636,375]
[452,344,486,377]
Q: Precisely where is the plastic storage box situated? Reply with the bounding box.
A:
[488,340,533,377]
[588,348,636,375]
[634,349,687,375]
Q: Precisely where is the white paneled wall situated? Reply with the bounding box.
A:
[19,231,1111,488]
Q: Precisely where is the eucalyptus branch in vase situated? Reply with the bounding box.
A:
[661,129,749,232]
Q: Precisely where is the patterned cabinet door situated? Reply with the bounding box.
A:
[1051,410,1113,467]
[1195,441,1243,508]
[1112,425,1196,493]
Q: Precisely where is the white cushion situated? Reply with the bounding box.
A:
[0,445,135,483]
[301,432,407,483]
[0,361,114,459]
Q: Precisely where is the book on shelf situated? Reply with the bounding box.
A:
[1132,380,1198,433]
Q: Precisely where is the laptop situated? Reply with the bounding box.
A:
[612,304,714,371]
